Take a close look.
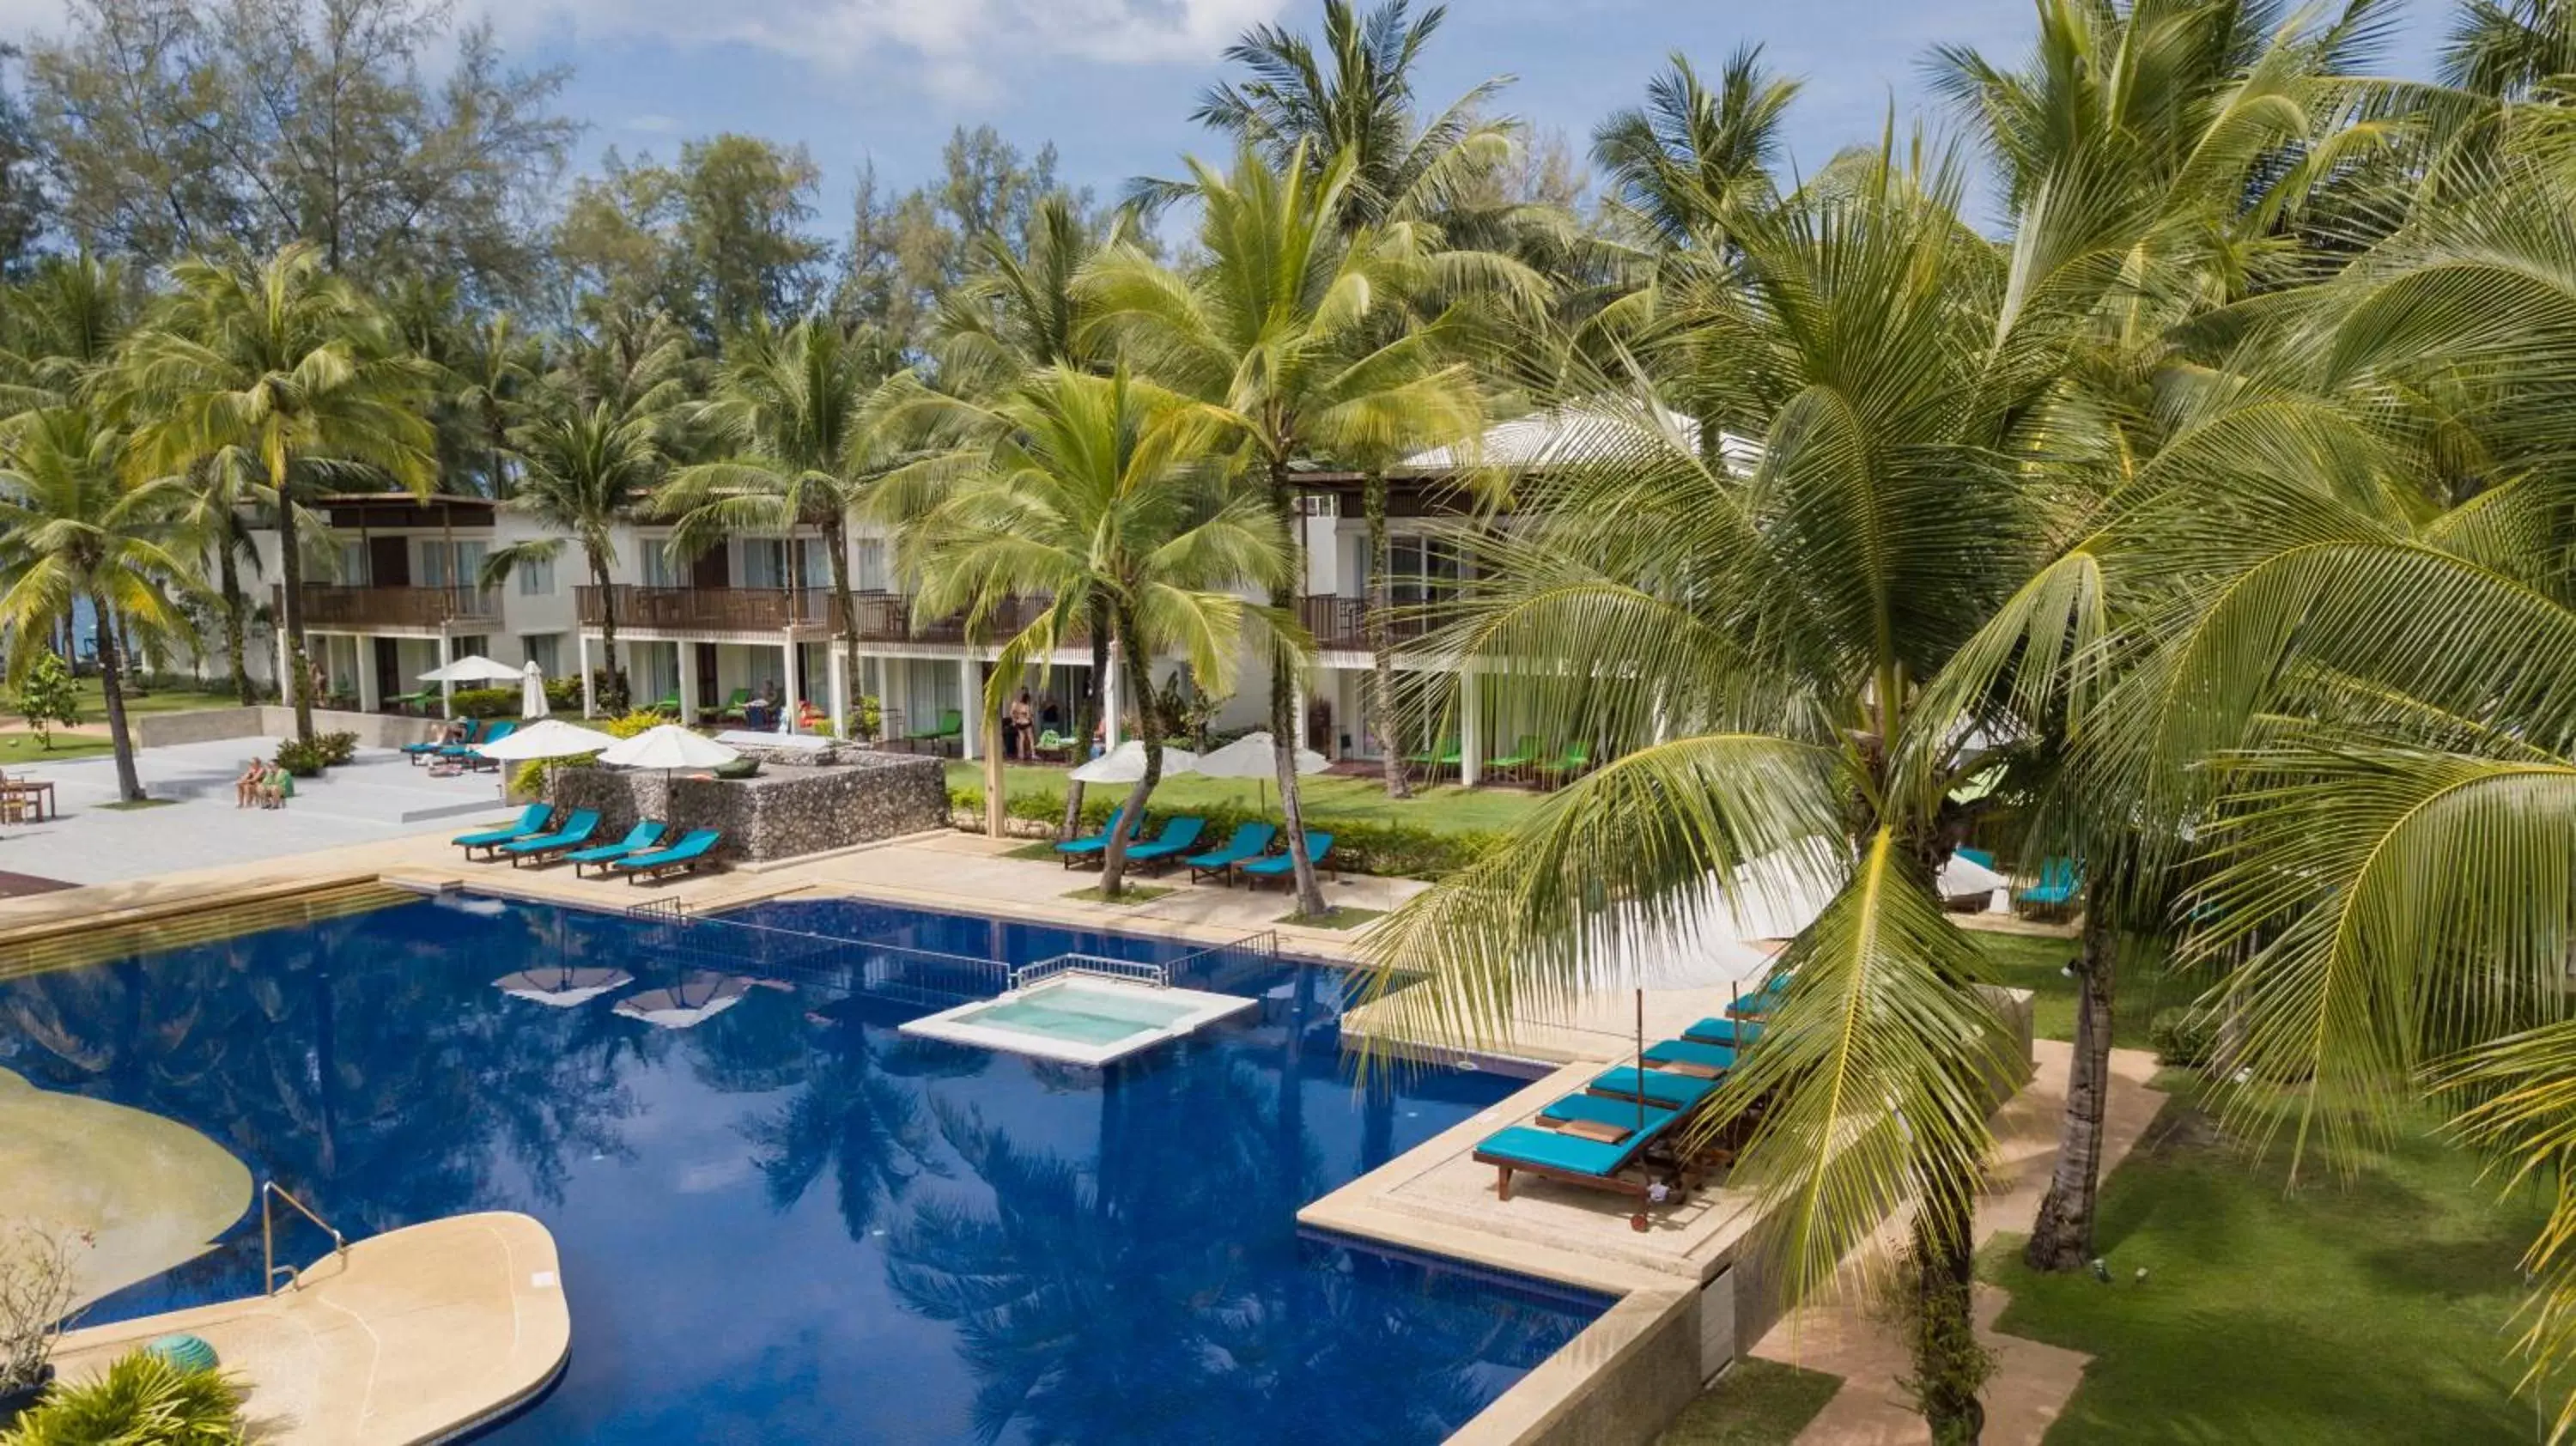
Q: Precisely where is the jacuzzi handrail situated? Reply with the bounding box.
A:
[1011,953,1171,990]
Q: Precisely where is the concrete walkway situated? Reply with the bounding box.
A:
[51,1212,568,1446]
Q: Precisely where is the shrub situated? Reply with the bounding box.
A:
[446,687,519,720]
[272,738,330,776]
[2149,1006,2217,1068]
[313,731,358,766]
[848,695,883,742]
[0,1351,247,1445]
[11,653,78,750]
[0,1224,86,1400]
[944,783,1502,880]
[544,677,582,710]
[513,711,663,798]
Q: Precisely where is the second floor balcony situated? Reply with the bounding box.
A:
[850,592,1078,646]
[1299,594,1432,652]
[576,585,831,633]
[286,584,499,630]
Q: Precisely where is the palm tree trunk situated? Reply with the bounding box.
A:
[274,474,316,744]
[592,554,627,714]
[1910,1170,1992,1444]
[983,665,1007,839]
[218,536,252,706]
[1365,470,1410,799]
[1061,597,1109,841]
[822,517,864,738]
[1100,611,1162,898]
[2026,912,2116,1272]
[91,589,145,803]
[1267,459,1327,917]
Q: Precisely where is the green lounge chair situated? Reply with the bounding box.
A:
[501,808,602,866]
[1474,1094,1688,1230]
[1053,807,1130,867]
[1183,823,1277,884]
[711,687,752,723]
[613,828,723,884]
[1241,832,1334,889]
[904,708,966,755]
[1533,741,1590,789]
[1642,1038,1736,1078]
[567,821,671,878]
[1586,1066,1722,1112]
[1033,728,1072,761]
[1121,817,1206,870]
[1488,733,1546,781]
[648,690,681,717]
[454,804,553,860]
[1682,1018,1763,1049]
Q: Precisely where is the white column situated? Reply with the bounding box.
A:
[959,655,980,759]
[781,633,803,735]
[437,632,455,719]
[578,632,595,717]
[1103,640,1122,750]
[829,649,849,738]
[1460,665,1481,788]
[356,637,380,714]
[677,643,700,727]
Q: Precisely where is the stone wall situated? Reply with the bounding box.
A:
[546,750,946,864]
[131,706,437,750]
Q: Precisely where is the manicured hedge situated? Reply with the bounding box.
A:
[946,782,1501,881]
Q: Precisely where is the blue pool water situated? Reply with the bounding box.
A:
[0,893,1607,1443]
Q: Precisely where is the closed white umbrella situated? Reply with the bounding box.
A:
[475,718,619,762]
[1068,738,1198,785]
[418,654,526,685]
[1191,730,1326,815]
[598,724,740,772]
[520,661,550,720]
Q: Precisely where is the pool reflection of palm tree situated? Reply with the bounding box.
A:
[741,1018,961,1240]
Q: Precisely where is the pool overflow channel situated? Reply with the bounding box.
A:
[614,897,1277,1064]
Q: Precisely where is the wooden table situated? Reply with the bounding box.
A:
[0,780,58,822]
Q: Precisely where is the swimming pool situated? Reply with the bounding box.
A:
[0,891,1606,1443]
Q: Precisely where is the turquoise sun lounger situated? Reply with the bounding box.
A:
[1183,823,1277,884]
[1475,1094,1689,1230]
[566,821,670,878]
[1240,832,1334,889]
[454,803,553,860]
[1054,807,1129,867]
[1588,1066,1722,1112]
[613,828,723,884]
[501,808,602,866]
[1683,1017,1763,1049]
[1121,817,1206,869]
[406,719,481,764]
[1643,1038,1736,1077]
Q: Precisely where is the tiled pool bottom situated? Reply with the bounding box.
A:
[0,893,1608,1444]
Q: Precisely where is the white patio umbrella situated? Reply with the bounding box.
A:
[520,660,550,720]
[418,654,526,685]
[1935,850,2008,910]
[494,967,633,1007]
[475,718,619,762]
[1191,731,1326,815]
[615,972,755,1029]
[1068,738,1199,785]
[598,724,740,772]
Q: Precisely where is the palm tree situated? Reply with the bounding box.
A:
[1086,144,1498,914]
[120,245,437,744]
[1590,46,1801,254]
[1352,145,2067,1440]
[0,407,197,801]
[906,366,1291,897]
[659,315,916,734]
[1176,0,1515,234]
[483,342,687,715]
[2444,0,2576,99]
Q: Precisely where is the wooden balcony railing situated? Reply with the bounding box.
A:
[575,585,830,632]
[1299,594,1431,651]
[285,585,498,629]
[849,592,1078,644]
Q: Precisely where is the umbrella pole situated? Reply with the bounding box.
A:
[1635,988,1646,1134]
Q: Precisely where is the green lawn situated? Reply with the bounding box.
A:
[947,761,1543,835]
[1970,931,2210,1052]
[1656,1358,1843,1445]
[0,731,114,763]
[72,678,246,719]
[1986,1078,2554,1443]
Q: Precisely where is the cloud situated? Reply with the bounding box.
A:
[498,0,1284,82]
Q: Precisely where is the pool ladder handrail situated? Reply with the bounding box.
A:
[1010,953,1171,990]
[261,1180,348,1296]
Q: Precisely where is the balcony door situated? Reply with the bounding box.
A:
[368,536,410,587]
[691,546,730,590]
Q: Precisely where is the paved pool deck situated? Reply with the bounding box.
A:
[50,1212,568,1446]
